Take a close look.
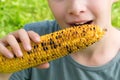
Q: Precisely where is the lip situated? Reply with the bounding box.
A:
[67,20,93,27]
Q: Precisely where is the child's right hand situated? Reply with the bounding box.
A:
[0,29,49,69]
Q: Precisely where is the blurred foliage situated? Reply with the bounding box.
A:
[0,0,53,38]
[112,0,120,28]
[0,0,120,38]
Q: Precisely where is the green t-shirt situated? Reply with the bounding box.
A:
[9,20,120,80]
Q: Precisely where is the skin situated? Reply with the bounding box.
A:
[0,0,120,68]
[48,0,112,29]
[48,0,120,66]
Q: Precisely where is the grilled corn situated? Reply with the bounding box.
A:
[0,24,105,73]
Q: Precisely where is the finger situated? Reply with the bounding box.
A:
[0,37,10,47]
[35,63,50,69]
[6,34,23,57]
[0,42,13,58]
[28,31,40,43]
[18,29,32,51]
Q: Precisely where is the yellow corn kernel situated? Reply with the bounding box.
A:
[0,24,105,73]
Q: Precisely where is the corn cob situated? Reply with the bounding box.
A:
[0,24,105,73]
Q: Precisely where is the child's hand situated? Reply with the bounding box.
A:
[0,29,39,58]
[0,29,49,69]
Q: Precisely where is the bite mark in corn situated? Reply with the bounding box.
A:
[0,24,105,73]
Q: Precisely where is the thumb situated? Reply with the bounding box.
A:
[35,62,50,69]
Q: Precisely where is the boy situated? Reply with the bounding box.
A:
[0,0,120,80]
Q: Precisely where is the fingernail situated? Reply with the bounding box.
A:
[8,53,14,58]
[26,45,31,51]
[17,50,23,57]
[36,37,40,42]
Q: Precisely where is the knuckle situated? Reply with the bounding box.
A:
[19,28,25,32]
[18,29,26,34]
[0,40,2,44]
[0,42,4,46]
[6,34,14,40]
[28,30,34,33]
[28,31,39,36]
[28,30,35,35]
[0,38,8,46]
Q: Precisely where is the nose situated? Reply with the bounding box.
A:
[67,0,87,16]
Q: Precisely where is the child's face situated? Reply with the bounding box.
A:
[48,0,115,29]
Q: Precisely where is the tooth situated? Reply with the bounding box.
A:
[75,22,84,25]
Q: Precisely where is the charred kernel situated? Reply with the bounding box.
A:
[41,58,46,62]
[52,54,55,57]
[46,57,49,60]
[85,45,89,47]
[34,58,37,60]
[55,35,62,39]
[81,33,86,36]
[67,49,72,53]
[41,43,44,46]
[2,58,6,62]
[46,47,48,50]
[27,51,30,54]
[57,32,59,34]
[90,27,93,30]
[43,47,48,51]
[93,27,96,30]
[34,45,38,49]
[66,45,69,49]
[58,44,61,47]
[51,45,54,49]
[77,46,80,49]
[36,45,39,48]
[51,33,54,36]
[58,35,62,38]
[27,51,32,54]
[55,36,59,39]
[75,31,78,34]
[82,30,86,33]
[53,44,57,49]
[50,40,55,45]
[49,38,52,41]
[44,47,48,50]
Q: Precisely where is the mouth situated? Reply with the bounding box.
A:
[69,20,93,27]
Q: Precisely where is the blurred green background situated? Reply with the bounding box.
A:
[0,0,120,38]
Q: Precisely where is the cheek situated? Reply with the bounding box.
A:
[48,1,65,19]
[48,3,66,27]
[52,7,65,20]
[89,0,110,18]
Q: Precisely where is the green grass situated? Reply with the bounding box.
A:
[112,1,120,28]
[0,0,120,38]
[0,0,53,38]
